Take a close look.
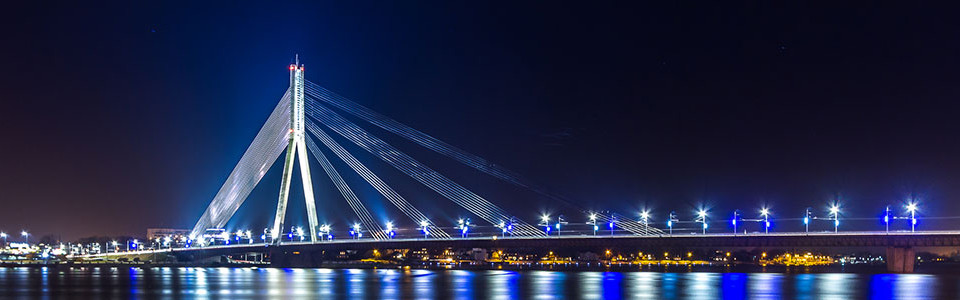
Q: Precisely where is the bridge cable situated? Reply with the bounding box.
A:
[303,82,584,210]
[190,91,294,238]
[304,123,451,239]
[302,135,388,240]
[304,96,543,236]
[303,83,674,235]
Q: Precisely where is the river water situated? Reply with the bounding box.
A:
[0,267,956,299]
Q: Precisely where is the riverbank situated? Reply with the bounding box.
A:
[5,260,960,274]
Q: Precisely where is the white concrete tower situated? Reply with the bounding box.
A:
[272,55,320,243]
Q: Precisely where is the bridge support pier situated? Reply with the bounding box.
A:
[885,246,915,273]
[270,248,324,268]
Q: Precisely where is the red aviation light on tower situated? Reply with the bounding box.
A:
[289,65,296,71]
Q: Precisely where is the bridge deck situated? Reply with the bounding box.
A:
[78,231,960,259]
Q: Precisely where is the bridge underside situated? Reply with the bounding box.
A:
[88,233,960,273]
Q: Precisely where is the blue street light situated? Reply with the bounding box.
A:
[696,209,708,234]
[385,222,396,239]
[540,214,551,235]
[556,215,566,237]
[884,205,891,233]
[906,202,918,232]
[803,208,811,233]
[457,218,471,238]
[760,208,770,234]
[351,223,362,240]
[829,204,840,233]
[420,220,430,239]
[667,211,677,236]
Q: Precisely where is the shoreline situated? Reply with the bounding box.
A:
[3,261,958,274]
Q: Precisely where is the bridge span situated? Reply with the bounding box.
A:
[80,231,960,273]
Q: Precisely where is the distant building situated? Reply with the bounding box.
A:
[147,228,190,240]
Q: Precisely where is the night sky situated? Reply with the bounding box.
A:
[3,2,960,240]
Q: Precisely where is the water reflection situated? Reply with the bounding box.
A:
[529,270,565,299]
[0,267,957,299]
[747,273,782,300]
[487,270,519,300]
[449,270,474,300]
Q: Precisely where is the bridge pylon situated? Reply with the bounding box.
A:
[271,55,320,243]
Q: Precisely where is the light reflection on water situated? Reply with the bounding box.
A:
[0,267,955,299]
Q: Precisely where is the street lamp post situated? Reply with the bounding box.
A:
[667,211,677,236]
[760,208,770,234]
[420,220,430,239]
[640,210,650,235]
[20,231,28,245]
[906,202,918,232]
[351,223,362,240]
[830,204,840,233]
[386,221,396,239]
[457,219,471,238]
[0,232,6,247]
[696,209,708,235]
[589,214,598,236]
[319,224,331,241]
[732,210,740,235]
[803,208,811,234]
[884,205,891,233]
[555,215,565,237]
[540,215,551,236]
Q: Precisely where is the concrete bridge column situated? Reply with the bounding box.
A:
[886,247,915,273]
[270,248,324,268]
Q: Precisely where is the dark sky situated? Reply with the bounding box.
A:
[3,2,960,240]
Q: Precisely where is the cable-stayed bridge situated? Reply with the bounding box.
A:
[78,58,957,273]
[190,57,662,243]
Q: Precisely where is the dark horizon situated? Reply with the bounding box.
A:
[3,2,960,240]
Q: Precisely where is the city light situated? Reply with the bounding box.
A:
[760,207,771,234]
[420,220,430,239]
[540,214,551,235]
[20,231,28,244]
[350,223,362,239]
[731,210,740,235]
[667,211,677,236]
[639,210,650,235]
[457,218,470,238]
[696,209,708,234]
[319,224,332,240]
[906,201,918,232]
[830,204,840,233]
[385,221,396,238]
[884,205,891,233]
[608,215,616,236]
[589,213,598,235]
